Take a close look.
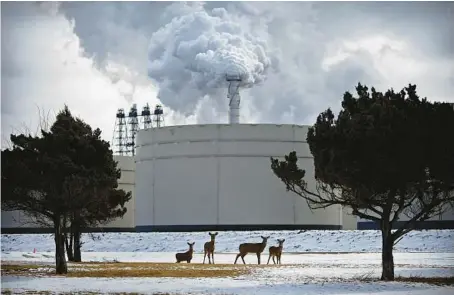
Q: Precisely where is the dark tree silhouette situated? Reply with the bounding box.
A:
[1,106,131,273]
[271,84,454,281]
[51,108,131,262]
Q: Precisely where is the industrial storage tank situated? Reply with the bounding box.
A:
[134,123,343,231]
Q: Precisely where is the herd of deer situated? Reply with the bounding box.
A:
[175,232,286,265]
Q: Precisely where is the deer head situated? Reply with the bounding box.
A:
[277,239,285,247]
[209,232,218,241]
[260,236,270,243]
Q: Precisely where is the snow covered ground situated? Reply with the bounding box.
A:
[2,252,454,295]
[1,230,454,294]
[2,229,454,253]
[2,275,453,295]
[2,273,454,295]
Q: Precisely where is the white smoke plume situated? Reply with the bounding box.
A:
[148,3,271,116]
[2,1,453,143]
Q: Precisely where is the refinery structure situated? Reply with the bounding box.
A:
[2,78,454,233]
[113,103,164,156]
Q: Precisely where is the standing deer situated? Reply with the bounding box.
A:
[175,242,195,263]
[234,236,270,265]
[267,238,285,265]
[203,232,218,264]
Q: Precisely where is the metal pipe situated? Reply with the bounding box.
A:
[226,76,242,124]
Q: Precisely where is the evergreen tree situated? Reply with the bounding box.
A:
[2,106,131,273]
[271,84,454,281]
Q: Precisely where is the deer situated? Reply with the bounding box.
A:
[203,232,218,264]
[267,238,285,265]
[234,235,270,265]
[175,242,195,263]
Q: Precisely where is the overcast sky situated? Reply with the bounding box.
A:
[2,1,453,146]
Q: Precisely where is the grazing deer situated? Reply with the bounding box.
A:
[234,235,270,265]
[267,239,285,265]
[203,232,218,264]
[175,242,195,263]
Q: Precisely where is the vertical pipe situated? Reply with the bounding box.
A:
[227,80,241,124]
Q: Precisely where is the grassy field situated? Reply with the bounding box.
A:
[1,262,260,278]
[2,262,453,285]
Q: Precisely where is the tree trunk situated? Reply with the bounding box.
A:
[63,215,73,261]
[54,220,68,274]
[380,222,395,281]
[73,229,82,262]
[65,232,74,262]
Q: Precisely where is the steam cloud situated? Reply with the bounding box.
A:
[3,1,453,141]
[148,3,271,116]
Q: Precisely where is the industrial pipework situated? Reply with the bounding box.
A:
[226,74,242,124]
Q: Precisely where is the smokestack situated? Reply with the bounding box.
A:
[226,74,242,124]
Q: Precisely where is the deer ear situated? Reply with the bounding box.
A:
[261,236,265,239]
[282,239,285,242]
[187,242,190,246]
[215,232,218,235]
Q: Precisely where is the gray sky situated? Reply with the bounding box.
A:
[2,1,453,145]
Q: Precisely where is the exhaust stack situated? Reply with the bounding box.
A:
[226,74,242,124]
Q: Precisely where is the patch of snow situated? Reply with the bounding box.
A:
[2,230,454,253]
[2,274,454,295]
[21,253,41,259]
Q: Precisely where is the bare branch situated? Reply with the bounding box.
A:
[393,190,453,240]
[391,189,419,223]
[393,235,404,246]
[20,210,53,228]
[2,104,53,148]
[351,207,381,222]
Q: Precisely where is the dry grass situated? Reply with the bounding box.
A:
[2,262,255,278]
[4,262,452,286]
[353,272,454,286]
[1,264,43,271]
[395,276,454,286]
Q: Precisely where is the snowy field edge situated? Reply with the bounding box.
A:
[2,230,454,295]
[2,229,454,253]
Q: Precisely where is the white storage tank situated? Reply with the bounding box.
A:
[134,123,343,231]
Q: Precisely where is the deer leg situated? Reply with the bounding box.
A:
[278,254,281,264]
[211,252,215,264]
[257,253,261,265]
[267,255,271,265]
[208,252,212,264]
[273,256,276,264]
[203,251,207,264]
[234,253,241,264]
[241,254,246,264]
